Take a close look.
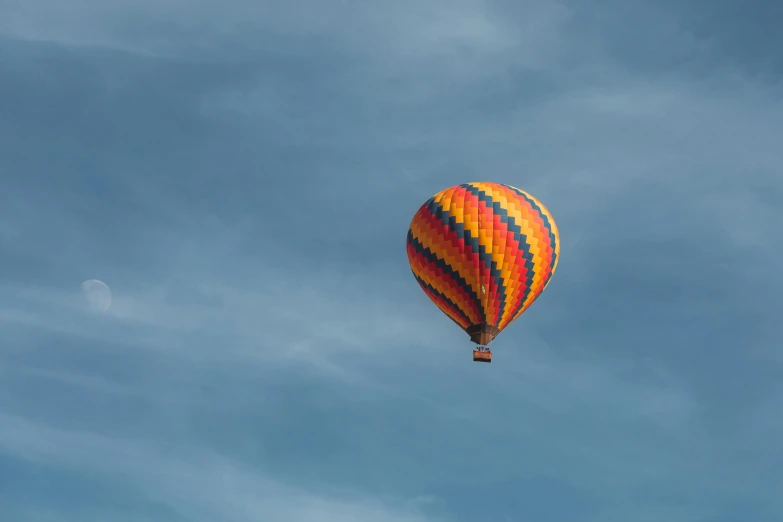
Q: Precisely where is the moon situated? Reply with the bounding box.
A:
[81,279,112,313]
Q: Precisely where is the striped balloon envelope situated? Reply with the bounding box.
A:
[406,182,560,361]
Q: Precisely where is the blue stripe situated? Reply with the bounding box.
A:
[459,183,538,327]
[406,228,482,323]
[502,184,558,320]
[411,271,472,328]
[504,185,558,275]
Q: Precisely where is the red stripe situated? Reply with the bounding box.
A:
[419,197,480,276]
[406,242,481,323]
[419,284,471,329]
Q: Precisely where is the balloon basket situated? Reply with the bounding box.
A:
[473,348,492,363]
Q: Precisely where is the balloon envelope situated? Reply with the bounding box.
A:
[406,182,559,345]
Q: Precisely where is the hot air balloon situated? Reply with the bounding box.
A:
[406,182,560,363]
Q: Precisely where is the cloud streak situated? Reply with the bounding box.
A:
[0,413,441,522]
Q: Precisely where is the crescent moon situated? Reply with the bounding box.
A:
[81,279,112,313]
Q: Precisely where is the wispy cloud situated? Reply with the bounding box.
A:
[0,413,442,522]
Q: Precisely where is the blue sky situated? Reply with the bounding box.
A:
[1,0,782,520]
